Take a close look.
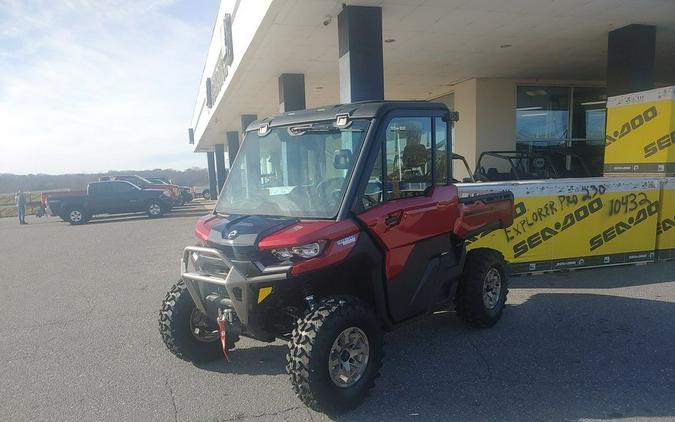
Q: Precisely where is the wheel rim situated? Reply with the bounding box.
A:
[149,204,161,215]
[70,210,82,222]
[328,327,370,388]
[482,267,502,310]
[189,308,218,343]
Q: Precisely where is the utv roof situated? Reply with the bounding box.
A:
[245,100,450,132]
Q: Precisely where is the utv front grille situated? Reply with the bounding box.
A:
[210,243,258,261]
[181,245,291,325]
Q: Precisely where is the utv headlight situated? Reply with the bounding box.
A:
[271,241,325,261]
[271,248,294,261]
[291,242,323,259]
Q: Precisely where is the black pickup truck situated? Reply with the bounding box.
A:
[46,180,173,224]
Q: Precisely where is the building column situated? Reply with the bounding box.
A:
[278,74,306,185]
[607,24,656,97]
[226,132,239,169]
[337,6,384,103]
[214,143,226,197]
[278,74,305,112]
[206,152,217,200]
[451,78,516,180]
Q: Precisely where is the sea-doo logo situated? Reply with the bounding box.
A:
[512,197,603,258]
[227,230,239,240]
[605,105,657,146]
[589,201,659,251]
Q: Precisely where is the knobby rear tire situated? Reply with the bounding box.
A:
[455,248,508,328]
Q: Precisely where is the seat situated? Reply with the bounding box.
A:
[402,144,427,170]
[486,168,499,181]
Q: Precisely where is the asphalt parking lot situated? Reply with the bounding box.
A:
[1,201,674,422]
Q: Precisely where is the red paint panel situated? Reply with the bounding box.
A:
[453,197,514,239]
[357,185,460,279]
[195,213,222,241]
[258,220,361,275]
[257,220,358,250]
[385,244,415,280]
[291,232,360,275]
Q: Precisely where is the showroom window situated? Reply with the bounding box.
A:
[516,86,570,143]
[516,85,607,176]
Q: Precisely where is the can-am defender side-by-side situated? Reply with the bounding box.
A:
[159,101,514,413]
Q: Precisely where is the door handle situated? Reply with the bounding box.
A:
[384,213,400,227]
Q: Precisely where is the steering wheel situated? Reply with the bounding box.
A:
[316,178,343,207]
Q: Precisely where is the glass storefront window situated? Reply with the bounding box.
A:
[571,87,607,142]
[516,85,607,177]
[516,86,570,145]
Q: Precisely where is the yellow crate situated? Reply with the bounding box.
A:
[459,178,661,274]
[604,86,675,176]
[657,178,675,260]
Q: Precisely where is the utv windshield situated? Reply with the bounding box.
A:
[215,119,370,219]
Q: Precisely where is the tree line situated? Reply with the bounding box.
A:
[0,168,209,194]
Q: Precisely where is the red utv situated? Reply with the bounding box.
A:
[158,101,513,413]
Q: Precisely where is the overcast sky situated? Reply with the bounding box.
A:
[0,0,218,175]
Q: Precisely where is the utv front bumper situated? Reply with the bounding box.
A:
[181,246,291,333]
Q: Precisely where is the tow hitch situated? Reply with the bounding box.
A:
[217,309,231,362]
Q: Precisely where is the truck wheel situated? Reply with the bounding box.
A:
[66,207,89,225]
[146,201,164,218]
[455,249,508,328]
[158,279,235,363]
[287,296,383,413]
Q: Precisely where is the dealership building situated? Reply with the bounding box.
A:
[189,0,675,197]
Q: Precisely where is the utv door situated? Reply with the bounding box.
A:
[355,114,463,322]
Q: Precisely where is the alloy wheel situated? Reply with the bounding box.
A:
[189,308,218,343]
[70,210,82,223]
[328,327,370,388]
[482,267,502,310]
[149,204,161,215]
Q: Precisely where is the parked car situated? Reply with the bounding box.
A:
[41,190,86,221]
[147,177,194,204]
[46,180,173,224]
[199,187,212,200]
[104,175,181,205]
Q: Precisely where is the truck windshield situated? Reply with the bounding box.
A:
[215,119,370,219]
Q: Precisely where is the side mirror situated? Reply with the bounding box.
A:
[334,149,353,169]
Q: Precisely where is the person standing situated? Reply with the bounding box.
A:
[15,190,27,225]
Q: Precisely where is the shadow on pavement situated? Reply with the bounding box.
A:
[335,291,675,421]
[194,344,289,376]
[510,260,674,289]
[84,204,209,225]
